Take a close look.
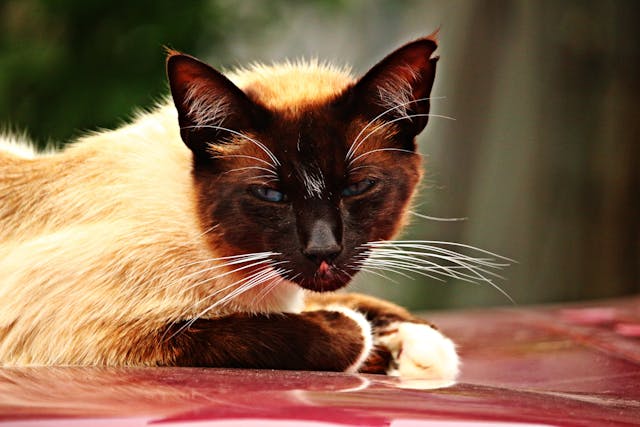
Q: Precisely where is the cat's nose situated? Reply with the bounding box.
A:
[302,220,342,263]
[303,242,343,264]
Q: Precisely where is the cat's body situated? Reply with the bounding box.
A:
[0,36,459,379]
[1,104,302,365]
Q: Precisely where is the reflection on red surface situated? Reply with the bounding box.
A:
[1,297,639,426]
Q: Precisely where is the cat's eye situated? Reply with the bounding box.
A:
[342,179,376,197]
[250,186,287,203]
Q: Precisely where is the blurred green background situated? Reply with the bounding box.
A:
[1,0,638,310]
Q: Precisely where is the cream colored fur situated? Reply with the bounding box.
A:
[0,62,355,365]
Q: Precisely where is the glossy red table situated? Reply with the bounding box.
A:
[1,297,639,426]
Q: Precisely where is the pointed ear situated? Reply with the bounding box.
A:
[351,36,439,137]
[166,51,264,161]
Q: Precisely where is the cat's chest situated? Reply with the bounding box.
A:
[220,279,306,314]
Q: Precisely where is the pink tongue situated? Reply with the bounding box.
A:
[318,261,330,275]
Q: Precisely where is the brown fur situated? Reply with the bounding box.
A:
[167,310,367,371]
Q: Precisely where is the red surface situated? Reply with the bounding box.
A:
[1,297,639,426]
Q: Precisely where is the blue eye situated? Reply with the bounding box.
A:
[251,186,287,203]
[342,179,376,197]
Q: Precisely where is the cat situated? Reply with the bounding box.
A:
[0,35,460,379]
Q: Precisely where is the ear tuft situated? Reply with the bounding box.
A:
[166,52,261,162]
[164,46,182,57]
[352,35,439,137]
[427,27,441,45]
[167,54,232,129]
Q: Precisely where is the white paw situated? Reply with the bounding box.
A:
[377,322,459,380]
[325,305,373,374]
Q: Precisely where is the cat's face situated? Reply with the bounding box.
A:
[167,37,438,292]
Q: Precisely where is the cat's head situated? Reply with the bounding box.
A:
[167,36,438,292]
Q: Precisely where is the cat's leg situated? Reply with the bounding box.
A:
[305,293,459,379]
[160,310,373,372]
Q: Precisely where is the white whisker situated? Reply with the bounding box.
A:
[351,257,415,280]
[362,249,506,278]
[212,154,276,169]
[347,165,383,173]
[362,255,497,284]
[158,251,277,281]
[355,240,515,303]
[165,266,284,342]
[346,96,446,161]
[362,257,514,303]
[367,240,515,263]
[352,266,401,284]
[349,148,419,166]
[213,268,284,307]
[347,112,454,167]
[156,253,278,293]
[161,268,269,342]
[250,174,280,180]
[177,259,289,294]
[358,259,446,282]
[254,269,292,303]
[409,210,468,222]
[224,166,278,177]
[181,124,280,167]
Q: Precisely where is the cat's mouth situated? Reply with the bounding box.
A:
[292,261,353,292]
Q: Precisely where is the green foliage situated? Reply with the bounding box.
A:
[0,0,229,145]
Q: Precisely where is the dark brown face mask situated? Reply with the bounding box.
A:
[166,37,438,292]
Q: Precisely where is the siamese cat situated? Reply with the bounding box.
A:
[0,35,461,379]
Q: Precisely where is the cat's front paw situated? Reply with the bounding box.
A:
[375,322,459,380]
